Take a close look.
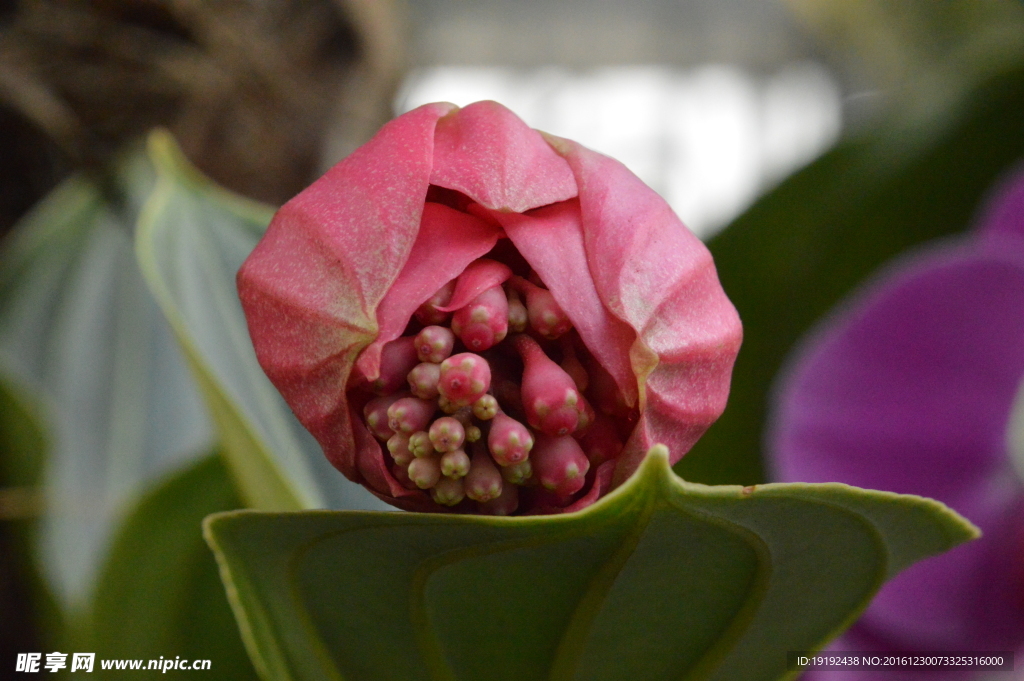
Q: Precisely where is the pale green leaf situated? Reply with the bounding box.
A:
[0,148,214,607]
[205,446,976,681]
[135,130,390,513]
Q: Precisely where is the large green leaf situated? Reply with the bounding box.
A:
[135,131,390,513]
[205,446,976,681]
[86,453,259,680]
[0,148,215,607]
[678,60,1024,486]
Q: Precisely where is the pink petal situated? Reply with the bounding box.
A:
[238,102,452,478]
[488,201,638,407]
[550,136,742,478]
[353,203,501,382]
[430,101,578,212]
[436,258,513,312]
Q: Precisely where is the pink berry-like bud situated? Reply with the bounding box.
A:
[471,394,499,420]
[500,459,532,485]
[414,325,455,364]
[428,416,466,453]
[408,431,435,458]
[372,337,420,395]
[506,287,528,333]
[510,276,572,339]
[450,286,509,351]
[513,335,581,437]
[408,455,442,489]
[432,476,466,506]
[576,395,596,435]
[387,396,436,434]
[487,413,534,466]
[440,448,471,478]
[363,393,405,441]
[532,434,590,496]
[386,433,414,466]
[464,451,503,502]
[438,353,491,406]
[407,362,442,400]
[479,483,519,515]
[414,280,455,325]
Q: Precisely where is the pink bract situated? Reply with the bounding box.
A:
[237,100,742,514]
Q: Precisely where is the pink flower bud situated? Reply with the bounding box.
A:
[506,287,528,333]
[479,483,519,515]
[532,434,590,496]
[500,459,533,485]
[407,362,441,400]
[487,413,534,466]
[471,394,499,420]
[431,476,466,506]
[372,337,420,395]
[414,280,455,325]
[387,396,436,434]
[438,352,491,406]
[362,393,405,441]
[450,285,509,351]
[439,448,471,479]
[414,325,455,363]
[513,334,581,437]
[386,433,415,466]
[428,416,466,453]
[464,450,503,502]
[408,431,434,458]
[238,100,742,515]
[510,276,572,339]
[408,455,442,489]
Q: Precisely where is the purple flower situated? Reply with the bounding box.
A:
[769,166,1024,678]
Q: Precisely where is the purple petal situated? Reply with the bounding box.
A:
[976,164,1024,241]
[770,237,1024,649]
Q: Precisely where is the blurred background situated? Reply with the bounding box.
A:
[3,0,1024,677]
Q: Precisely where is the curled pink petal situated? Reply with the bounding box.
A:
[437,258,513,312]
[430,101,578,212]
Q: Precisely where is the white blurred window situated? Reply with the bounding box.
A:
[396,63,841,239]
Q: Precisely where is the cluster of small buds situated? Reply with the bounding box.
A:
[359,257,632,515]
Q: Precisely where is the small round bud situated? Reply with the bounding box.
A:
[386,433,414,466]
[451,286,509,351]
[408,431,435,458]
[408,456,442,489]
[414,326,456,363]
[532,435,590,496]
[440,449,471,479]
[465,425,482,443]
[428,417,466,453]
[407,362,442,400]
[471,394,499,420]
[438,353,492,407]
[487,413,534,466]
[387,397,436,434]
[363,393,405,441]
[432,476,466,506]
[465,451,503,503]
[500,459,533,485]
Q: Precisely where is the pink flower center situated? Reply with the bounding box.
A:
[357,236,637,515]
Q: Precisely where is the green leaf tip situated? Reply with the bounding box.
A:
[203,444,978,681]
